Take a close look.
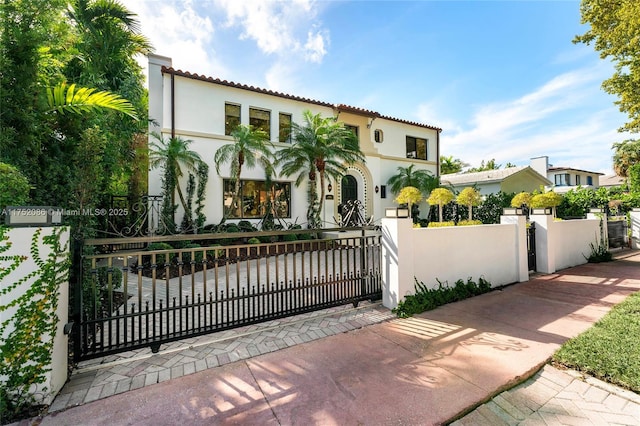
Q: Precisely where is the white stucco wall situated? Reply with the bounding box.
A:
[0,227,70,404]
[531,214,600,273]
[381,218,525,310]
[631,210,640,250]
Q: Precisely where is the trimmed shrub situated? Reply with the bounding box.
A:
[427,221,455,228]
[147,242,174,264]
[457,219,482,226]
[247,237,260,244]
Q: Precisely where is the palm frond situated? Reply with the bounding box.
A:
[46,82,138,119]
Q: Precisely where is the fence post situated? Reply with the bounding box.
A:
[631,209,640,250]
[70,238,84,363]
[381,218,414,310]
[530,213,555,273]
[500,214,528,282]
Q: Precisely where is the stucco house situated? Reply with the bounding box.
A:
[440,166,551,196]
[147,54,442,227]
[530,156,603,194]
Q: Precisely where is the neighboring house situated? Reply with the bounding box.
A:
[530,156,603,194]
[599,174,625,189]
[440,166,551,196]
[147,54,442,226]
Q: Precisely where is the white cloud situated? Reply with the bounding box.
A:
[124,0,226,80]
[214,0,329,63]
[440,64,623,173]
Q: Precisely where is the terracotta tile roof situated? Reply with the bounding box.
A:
[161,66,442,132]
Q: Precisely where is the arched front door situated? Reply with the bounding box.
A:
[341,175,358,204]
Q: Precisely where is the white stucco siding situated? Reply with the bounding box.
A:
[375,120,439,165]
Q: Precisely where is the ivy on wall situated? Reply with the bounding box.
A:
[0,226,70,421]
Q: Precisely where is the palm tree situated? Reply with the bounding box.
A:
[67,0,152,91]
[440,155,468,174]
[214,124,274,218]
[46,82,137,119]
[387,164,439,196]
[612,139,640,180]
[277,110,365,228]
[149,133,204,222]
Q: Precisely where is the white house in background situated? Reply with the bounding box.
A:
[599,174,625,189]
[147,54,442,227]
[530,156,603,193]
[440,166,551,196]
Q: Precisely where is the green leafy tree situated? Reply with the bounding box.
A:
[630,163,640,194]
[531,191,563,216]
[575,0,640,133]
[0,163,31,210]
[612,139,640,180]
[214,124,274,218]
[511,192,532,208]
[427,188,454,222]
[277,110,365,228]
[150,133,204,227]
[456,187,482,220]
[475,191,514,224]
[440,155,468,174]
[466,158,501,173]
[387,164,439,196]
[395,186,423,218]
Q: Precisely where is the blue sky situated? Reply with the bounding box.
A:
[126,0,628,174]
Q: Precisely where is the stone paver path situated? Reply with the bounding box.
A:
[51,301,393,413]
[453,364,640,425]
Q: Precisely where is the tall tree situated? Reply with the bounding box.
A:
[440,155,468,174]
[387,164,439,196]
[612,139,640,179]
[575,0,640,133]
[149,133,204,225]
[214,124,273,218]
[277,110,365,228]
[466,158,501,173]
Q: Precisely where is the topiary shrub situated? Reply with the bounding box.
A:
[282,234,298,242]
[457,219,482,226]
[146,242,174,264]
[247,237,260,244]
[427,221,455,228]
[181,243,203,263]
[206,244,225,259]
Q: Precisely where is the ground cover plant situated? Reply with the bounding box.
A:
[393,276,492,318]
[553,291,640,393]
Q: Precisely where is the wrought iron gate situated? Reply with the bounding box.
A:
[72,228,381,361]
[527,222,536,271]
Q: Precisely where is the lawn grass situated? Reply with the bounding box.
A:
[553,291,640,393]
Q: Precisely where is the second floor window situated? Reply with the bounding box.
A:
[345,125,359,141]
[587,176,593,186]
[279,113,292,143]
[555,174,570,186]
[406,136,428,160]
[250,107,271,136]
[225,103,240,135]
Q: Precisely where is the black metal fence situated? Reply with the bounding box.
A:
[527,222,536,271]
[73,227,381,361]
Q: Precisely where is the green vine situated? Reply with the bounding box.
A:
[0,226,70,422]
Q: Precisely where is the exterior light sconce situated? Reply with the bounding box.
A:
[327,182,332,193]
[396,207,410,218]
[502,207,524,215]
[385,207,410,218]
[531,208,553,215]
[375,185,379,193]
